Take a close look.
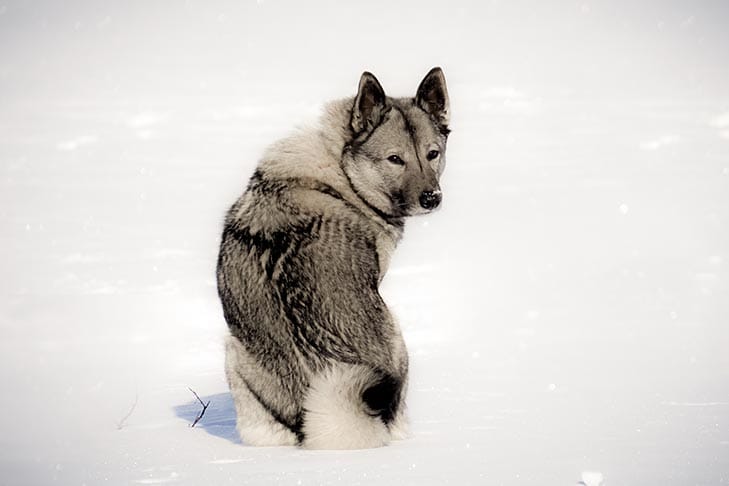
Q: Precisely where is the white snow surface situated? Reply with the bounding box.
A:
[1,1,728,485]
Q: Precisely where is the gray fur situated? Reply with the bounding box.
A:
[216,68,450,449]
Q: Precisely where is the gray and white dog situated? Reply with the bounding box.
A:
[217,68,450,449]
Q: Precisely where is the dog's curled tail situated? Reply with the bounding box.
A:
[301,363,402,449]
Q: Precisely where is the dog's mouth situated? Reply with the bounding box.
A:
[406,205,442,217]
[404,200,443,217]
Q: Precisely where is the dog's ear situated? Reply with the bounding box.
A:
[351,72,387,135]
[416,67,450,127]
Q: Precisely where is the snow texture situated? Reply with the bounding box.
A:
[1,1,728,485]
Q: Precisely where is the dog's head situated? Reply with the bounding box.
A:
[342,67,450,219]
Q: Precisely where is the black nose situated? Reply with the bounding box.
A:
[419,190,442,210]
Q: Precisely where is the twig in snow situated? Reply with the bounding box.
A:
[188,387,210,428]
[117,393,139,430]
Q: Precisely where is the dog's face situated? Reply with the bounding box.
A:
[342,68,450,219]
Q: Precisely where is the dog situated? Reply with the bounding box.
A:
[216,67,450,449]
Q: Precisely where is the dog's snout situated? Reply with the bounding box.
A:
[419,190,442,210]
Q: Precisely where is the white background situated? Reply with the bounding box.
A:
[1,1,728,484]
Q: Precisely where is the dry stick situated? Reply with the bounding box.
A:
[188,387,210,428]
[117,393,139,430]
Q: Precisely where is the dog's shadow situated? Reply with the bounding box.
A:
[173,392,241,444]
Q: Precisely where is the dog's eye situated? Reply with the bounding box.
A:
[387,155,405,165]
[426,150,440,161]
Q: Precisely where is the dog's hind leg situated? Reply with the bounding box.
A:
[225,336,298,446]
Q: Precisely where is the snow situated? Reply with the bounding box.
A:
[580,471,604,486]
[1,1,728,485]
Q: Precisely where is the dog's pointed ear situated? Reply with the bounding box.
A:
[416,67,450,127]
[351,72,387,135]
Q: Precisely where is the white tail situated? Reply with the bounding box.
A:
[301,363,391,450]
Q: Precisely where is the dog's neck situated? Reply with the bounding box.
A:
[258,98,404,242]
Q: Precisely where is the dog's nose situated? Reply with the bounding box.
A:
[419,190,442,210]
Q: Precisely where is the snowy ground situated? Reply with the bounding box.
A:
[1,1,728,485]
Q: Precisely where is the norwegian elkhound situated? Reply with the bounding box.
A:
[217,67,450,449]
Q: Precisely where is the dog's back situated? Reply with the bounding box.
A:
[217,68,449,449]
[218,166,408,448]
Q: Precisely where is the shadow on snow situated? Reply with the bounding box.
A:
[173,392,241,444]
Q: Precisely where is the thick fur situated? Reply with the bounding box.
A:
[301,363,391,449]
[217,68,450,449]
